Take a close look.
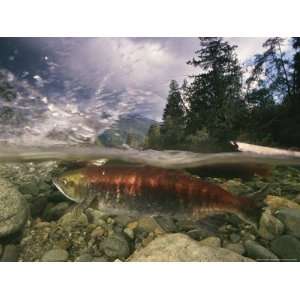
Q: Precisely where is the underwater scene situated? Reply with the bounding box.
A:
[1,37,300,262]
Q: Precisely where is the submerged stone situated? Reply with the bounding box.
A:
[224,243,245,255]
[186,228,211,240]
[129,233,253,262]
[43,201,70,221]
[0,177,28,238]
[275,208,300,238]
[258,210,285,240]
[198,236,221,248]
[265,195,300,211]
[41,248,69,262]
[154,216,178,233]
[58,210,88,230]
[271,235,300,261]
[100,235,130,259]
[0,244,19,262]
[244,240,279,261]
[136,216,165,234]
[75,253,93,262]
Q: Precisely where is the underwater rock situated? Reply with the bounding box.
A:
[229,233,241,243]
[154,216,178,233]
[186,228,211,241]
[0,244,2,257]
[123,228,135,239]
[0,244,19,262]
[85,208,107,226]
[58,211,88,230]
[271,235,300,261]
[258,210,285,240]
[265,195,300,211]
[224,243,245,256]
[26,194,48,218]
[0,177,28,238]
[41,248,69,262]
[136,216,165,234]
[90,226,106,239]
[128,233,253,262]
[141,232,156,247]
[75,253,93,262]
[175,219,199,231]
[100,235,130,259]
[220,179,252,196]
[19,182,40,196]
[43,202,71,221]
[0,162,58,217]
[294,194,300,205]
[93,256,109,262]
[275,208,300,238]
[114,215,136,227]
[198,236,221,248]
[244,240,279,261]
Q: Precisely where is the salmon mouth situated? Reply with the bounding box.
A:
[52,177,81,203]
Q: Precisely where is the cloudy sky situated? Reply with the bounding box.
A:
[0,37,274,120]
[0,37,292,144]
[3,37,292,144]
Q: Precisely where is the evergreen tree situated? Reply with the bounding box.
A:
[292,37,300,97]
[186,37,244,143]
[246,38,292,101]
[246,37,300,147]
[126,132,134,147]
[144,124,161,149]
[160,80,185,148]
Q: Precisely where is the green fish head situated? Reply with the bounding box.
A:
[53,170,86,203]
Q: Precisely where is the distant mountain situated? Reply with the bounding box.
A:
[98,113,158,147]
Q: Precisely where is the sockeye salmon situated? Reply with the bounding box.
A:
[53,164,262,225]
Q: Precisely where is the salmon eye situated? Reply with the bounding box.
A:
[68,181,74,187]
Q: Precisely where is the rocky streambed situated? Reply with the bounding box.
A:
[1,162,300,262]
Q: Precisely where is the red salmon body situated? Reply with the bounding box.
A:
[54,164,261,223]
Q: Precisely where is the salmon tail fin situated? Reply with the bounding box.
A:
[236,195,264,229]
[234,183,268,227]
[245,184,270,206]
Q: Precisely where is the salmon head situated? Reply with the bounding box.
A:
[52,169,87,203]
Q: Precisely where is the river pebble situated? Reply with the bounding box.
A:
[271,235,300,261]
[41,248,69,262]
[154,216,178,232]
[198,236,221,248]
[0,244,19,262]
[58,210,88,230]
[258,210,285,240]
[265,195,300,211]
[229,233,241,243]
[224,243,245,255]
[123,228,135,239]
[100,235,130,259]
[75,253,93,262]
[0,177,28,238]
[275,208,300,238]
[136,216,165,234]
[43,201,70,221]
[244,240,279,261]
[186,228,211,240]
[129,233,253,262]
